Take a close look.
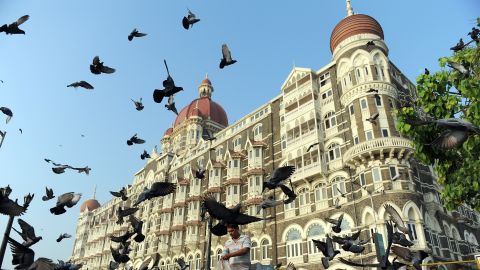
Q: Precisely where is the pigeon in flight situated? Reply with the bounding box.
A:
[366,112,380,125]
[109,261,120,270]
[12,219,43,247]
[219,44,237,69]
[391,245,429,270]
[50,192,82,215]
[177,257,190,270]
[194,167,206,179]
[332,230,368,253]
[42,187,55,201]
[127,133,146,145]
[138,257,152,270]
[202,129,216,141]
[450,38,465,52]
[384,204,413,239]
[280,184,297,205]
[256,196,283,214]
[203,196,270,225]
[133,182,176,206]
[8,237,56,270]
[52,165,73,174]
[0,187,33,216]
[0,107,13,123]
[165,95,179,115]
[129,215,145,243]
[140,150,151,160]
[306,142,319,153]
[326,213,344,233]
[312,235,340,269]
[90,56,116,74]
[0,15,29,35]
[153,60,183,104]
[71,166,91,175]
[19,128,22,134]
[56,233,72,242]
[116,207,138,225]
[262,165,296,192]
[111,246,130,263]
[67,81,94,90]
[392,231,414,247]
[110,230,136,243]
[131,97,144,111]
[128,28,147,41]
[182,9,200,30]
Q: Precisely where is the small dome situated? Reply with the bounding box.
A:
[80,199,101,213]
[201,78,212,85]
[330,14,384,53]
[173,97,228,127]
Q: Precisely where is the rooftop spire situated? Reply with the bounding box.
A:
[346,0,354,16]
[93,185,97,199]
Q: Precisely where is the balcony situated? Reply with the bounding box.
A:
[343,137,414,166]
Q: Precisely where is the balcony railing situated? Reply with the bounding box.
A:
[343,137,414,164]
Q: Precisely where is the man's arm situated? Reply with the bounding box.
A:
[222,247,250,260]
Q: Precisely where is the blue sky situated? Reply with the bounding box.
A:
[0,0,478,267]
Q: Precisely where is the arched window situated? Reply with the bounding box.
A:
[285,228,302,259]
[298,188,309,207]
[166,260,170,270]
[307,224,325,255]
[250,241,258,261]
[324,112,337,130]
[195,254,201,270]
[261,239,270,260]
[326,143,341,162]
[407,208,418,241]
[216,248,223,267]
[187,256,194,270]
[331,177,346,198]
[314,183,327,202]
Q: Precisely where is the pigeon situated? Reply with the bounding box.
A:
[202,196,269,225]
[165,95,179,115]
[90,56,115,74]
[109,261,120,270]
[210,220,228,236]
[336,187,347,198]
[111,246,130,263]
[67,81,94,90]
[312,235,340,269]
[138,257,152,270]
[404,118,480,149]
[132,98,144,111]
[332,230,368,253]
[110,230,136,243]
[56,233,72,242]
[424,68,430,75]
[392,231,414,247]
[129,215,145,243]
[12,219,43,247]
[42,187,55,201]
[366,40,375,47]
[219,44,237,69]
[0,189,33,216]
[7,237,56,270]
[52,165,73,174]
[450,38,465,52]
[280,184,297,205]
[71,166,91,175]
[0,15,29,35]
[202,129,216,141]
[326,213,344,233]
[19,128,22,134]
[182,9,200,30]
[194,168,206,179]
[384,204,413,240]
[128,28,147,41]
[50,192,82,215]
[367,88,380,99]
[0,130,5,140]
[256,196,283,214]
[391,245,429,270]
[116,207,138,225]
[333,197,341,209]
[306,142,319,153]
[0,107,13,123]
[153,60,183,104]
[447,61,470,77]
[133,182,176,206]
[56,260,83,270]
[285,262,296,270]
[110,187,128,201]
[176,258,189,270]
[468,27,479,43]
[262,165,296,192]
[127,133,146,145]
[366,112,380,125]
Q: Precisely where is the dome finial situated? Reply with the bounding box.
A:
[205,73,208,79]
[346,0,354,16]
[93,185,97,199]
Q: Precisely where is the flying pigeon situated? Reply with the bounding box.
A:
[366,112,380,125]
[133,182,176,206]
[194,168,206,179]
[203,196,269,225]
[165,95,179,115]
[306,142,319,153]
[56,233,72,242]
[384,204,413,239]
[42,187,55,201]
[326,213,344,233]
[280,184,297,205]
[256,196,282,214]
[153,60,183,104]
[202,129,216,141]
[0,15,29,35]
[0,107,13,123]
[0,188,34,216]
[312,235,340,269]
[110,230,136,243]
[110,187,128,201]
[90,56,115,74]
[182,9,200,30]
[132,98,144,111]
[127,133,146,145]
[8,237,56,270]
[50,192,82,215]
[262,165,295,192]
[332,230,368,253]
[71,166,91,175]
[12,219,43,247]
[391,245,429,270]
[111,246,130,263]
[116,207,138,225]
[129,215,145,243]
[128,28,147,41]
[219,44,237,69]
[67,81,94,90]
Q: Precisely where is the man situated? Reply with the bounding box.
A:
[221,224,251,270]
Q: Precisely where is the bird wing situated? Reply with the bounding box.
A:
[150,182,176,197]
[135,32,147,37]
[371,112,379,120]
[151,253,161,267]
[391,245,412,261]
[129,215,142,229]
[338,257,378,268]
[285,262,296,270]
[57,192,74,206]
[348,229,362,241]
[18,219,37,239]
[384,204,407,230]
[122,207,139,217]
[222,44,232,61]
[279,184,296,198]
[46,187,53,198]
[270,166,296,184]
[233,213,265,225]
[331,235,347,244]
[347,244,365,253]
[109,261,120,270]
[138,257,152,270]
[101,66,116,74]
[92,56,100,65]
[8,236,34,262]
[16,15,29,26]
[203,197,232,220]
[110,191,122,197]
[211,222,228,236]
[325,217,338,226]
[430,130,467,150]
[0,198,26,216]
[31,257,56,270]
[311,239,327,256]
[79,81,94,89]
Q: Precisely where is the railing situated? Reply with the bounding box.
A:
[343,137,413,163]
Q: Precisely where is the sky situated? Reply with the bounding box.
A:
[0,0,479,268]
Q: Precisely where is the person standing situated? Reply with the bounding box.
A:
[221,224,251,270]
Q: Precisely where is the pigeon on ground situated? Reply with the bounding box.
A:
[326,213,344,233]
[133,182,176,206]
[219,44,237,69]
[127,133,146,145]
[42,187,55,201]
[67,81,94,90]
[153,60,183,104]
[12,219,42,247]
[0,107,13,123]
[0,15,29,35]
[128,28,147,41]
[132,98,144,111]
[262,165,296,192]
[182,9,200,30]
[50,192,82,215]
[56,233,72,242]
[165,95,179,115]
[90,56,115,74]
[110,187,128,201]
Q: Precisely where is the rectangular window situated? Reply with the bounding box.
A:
[359,173,366,186]
[255,148,260,157]
[365,66,369,75]
[354,136,359,145]
[255,176,260,186]
[372,167,382,182]
[366,130,373,141]
[375,95,382,106]
[407,223,417,240]
[389,166,397,179]
[234,160,239,167]
[382,129,389,137]
[360,99,368,110]
[349,105,354,115]
[233,186,238,194]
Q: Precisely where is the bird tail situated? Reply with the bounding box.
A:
[50,206,66,215]
[153,89,165,103]
[56,238,61,242]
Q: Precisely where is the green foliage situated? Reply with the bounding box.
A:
[396,20,480,211]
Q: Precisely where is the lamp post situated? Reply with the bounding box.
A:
[205,217,213,270]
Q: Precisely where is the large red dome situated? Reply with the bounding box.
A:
[80,199,100,213]
[174,97,228,127]
[330,14,384,53]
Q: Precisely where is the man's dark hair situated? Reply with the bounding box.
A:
[226,223,239,229]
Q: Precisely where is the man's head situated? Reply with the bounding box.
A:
[226,224,240,239]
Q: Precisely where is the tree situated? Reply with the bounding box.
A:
[395,19,480,211]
